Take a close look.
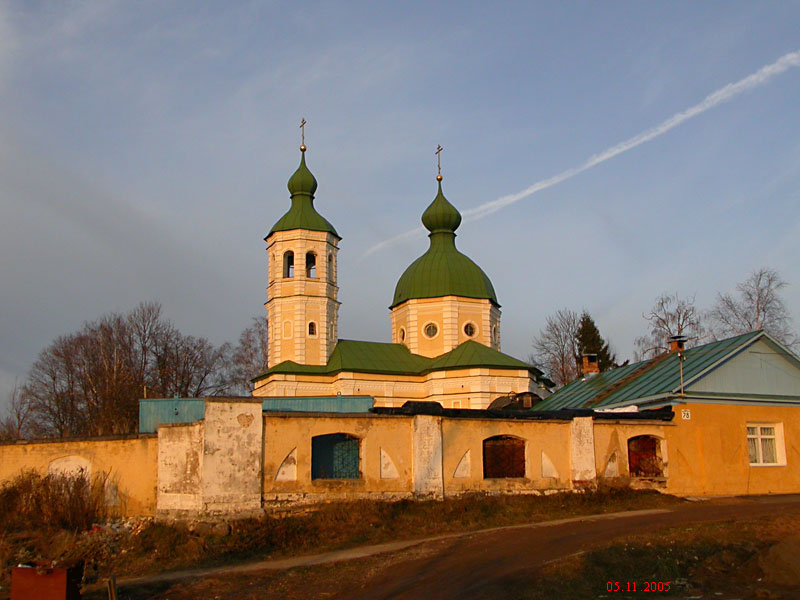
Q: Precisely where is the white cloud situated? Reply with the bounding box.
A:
[366,50,800,255]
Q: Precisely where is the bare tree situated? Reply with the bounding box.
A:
[0,381,33,441]
[531,309,581,387]
[634,293,706,361]
[23,302,231,438]
[224,316,270,395]
[708,268,797,347]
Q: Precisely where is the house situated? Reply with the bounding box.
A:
[535,331,800,496]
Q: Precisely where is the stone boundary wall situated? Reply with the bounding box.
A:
[0,435,158,516]
[18,400,781,518]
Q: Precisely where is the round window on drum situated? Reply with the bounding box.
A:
[423,322,438,339]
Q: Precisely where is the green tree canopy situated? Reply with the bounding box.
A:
[576,312,616,372]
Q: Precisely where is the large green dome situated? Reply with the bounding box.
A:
[391,181,498,309]
[268,148,339,239]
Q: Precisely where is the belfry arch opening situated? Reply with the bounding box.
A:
[306,252,316,278]
[283,251,294,278]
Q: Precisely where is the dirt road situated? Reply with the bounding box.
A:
[110,495,800,600]
[333,495,800,600]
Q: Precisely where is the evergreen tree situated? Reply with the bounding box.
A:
[575,312,616,372]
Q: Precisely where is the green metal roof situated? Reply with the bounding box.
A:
[391,181,497,308]
[253,339,541,381]
[428,340,533,371]
[534,331,764,411]
[268,149,340,239]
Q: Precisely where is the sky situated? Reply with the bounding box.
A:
[1,1,800,409]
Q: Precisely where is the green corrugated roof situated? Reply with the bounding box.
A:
[428,340,533,371]
[268,150,340,239]
[391,182,497,308]
[534,331,764,411]
[253,339,541,381]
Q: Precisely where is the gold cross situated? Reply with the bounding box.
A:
[300,118,307,147]
[435,145,443,177]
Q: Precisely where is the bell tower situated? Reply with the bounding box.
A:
[265,127,340,367]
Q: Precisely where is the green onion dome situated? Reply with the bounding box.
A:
[391,180,498,308]
[268,147,339,239]
[287,149,317,197]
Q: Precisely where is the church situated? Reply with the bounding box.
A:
[252,142,552,407]
[2,138,800,517]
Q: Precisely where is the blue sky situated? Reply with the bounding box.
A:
[1,1,799,406]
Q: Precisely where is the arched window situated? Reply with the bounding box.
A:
[328,253,334,281]
[311,433,360,479]
[627,435,663,477]
[306,252,316,278]
[483,435,525,478]
[283,251,294,278]
[308,322,316,336]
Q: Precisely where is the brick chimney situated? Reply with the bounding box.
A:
[581,353,599,377]
[668,335,687,353]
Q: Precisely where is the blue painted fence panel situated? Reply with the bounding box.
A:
[139,396,374,433]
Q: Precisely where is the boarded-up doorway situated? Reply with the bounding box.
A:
[483,435,525,478]
[627,435,663,477]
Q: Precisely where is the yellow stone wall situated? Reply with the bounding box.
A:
[0,436,158,516]
[390,296,501,357]
[593,420,672,480]
[441,418,572,493]
[262,413,414,501]
[4,402,800,518]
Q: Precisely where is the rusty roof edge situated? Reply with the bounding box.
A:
[582,352,673,408]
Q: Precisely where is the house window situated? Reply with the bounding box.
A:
[306,252,317,278]
[308,322,317,336]
[283,251,294,278]
[627,435,663,477]
[311,433,360,479]
[399,327,406,343]
[747,423,784,466]
[463,322,476,338]
[328,253,334,281]
[483,435,525,478]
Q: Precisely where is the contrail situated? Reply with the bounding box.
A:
[365,50,800,257]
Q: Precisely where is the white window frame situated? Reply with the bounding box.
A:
[422,321,440,340]
[747,422,786,467]
[463,321,478,338]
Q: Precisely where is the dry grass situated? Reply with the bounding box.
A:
[113,487,683,576]
[1,485,683,598]
[0,470,107,594]
[0,469,107,533]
